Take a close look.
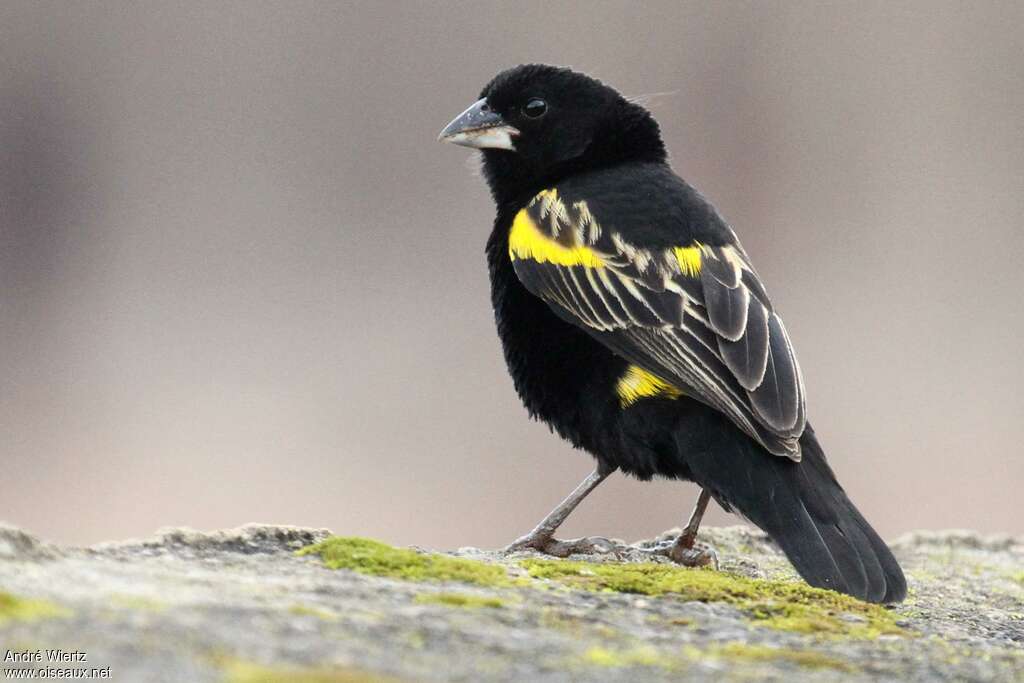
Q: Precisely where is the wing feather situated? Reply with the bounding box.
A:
[702,269,750,341]
[749,313,805,434]
[719,298,770,391]
[509,189,807,459]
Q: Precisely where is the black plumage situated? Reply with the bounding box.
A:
[440,64,906,603]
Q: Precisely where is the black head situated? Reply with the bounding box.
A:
[439,65,666,203]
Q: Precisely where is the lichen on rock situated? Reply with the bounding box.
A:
[297,536,510,586]
[521,557,902,638]
[0,524,1020,682]
[220,659,404,683]
[414,592,507,609]
[705,642,856,672]
[0,591,69,624]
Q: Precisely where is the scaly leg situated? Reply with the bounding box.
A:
[665,488,718,567]
[504,465,618,557]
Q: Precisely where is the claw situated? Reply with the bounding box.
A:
[505,530,719,569]
[642,539,719,569]
[669,543,719,569]
[504,534,552,554]
[504,534,623,558]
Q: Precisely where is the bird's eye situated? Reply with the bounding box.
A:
[523,98,547,118]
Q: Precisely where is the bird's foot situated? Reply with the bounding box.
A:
[643,538,720,569]
[504,533,624,558]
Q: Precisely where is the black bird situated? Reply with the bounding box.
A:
[439,64,906,603]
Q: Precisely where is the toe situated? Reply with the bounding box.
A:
[669,544,719,569]
[503,533,550,554]
[547,536,617,556]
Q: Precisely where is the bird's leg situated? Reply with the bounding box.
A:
[674,488,711,551]
[504,465,619,557]
[664,488,718,567]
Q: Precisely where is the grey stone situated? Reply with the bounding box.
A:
[0,523,1021,682]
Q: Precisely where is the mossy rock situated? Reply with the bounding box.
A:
[414,592,506,609]
[6,523,1016,682]
[223,660,403,683]
[0,591,69,624]
[522,558,903,638]
[297,537,509,587]
[706,642,856,672]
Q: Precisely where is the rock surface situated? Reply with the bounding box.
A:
[0,523,1021,682]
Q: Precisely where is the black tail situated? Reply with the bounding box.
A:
[679,420,906,604]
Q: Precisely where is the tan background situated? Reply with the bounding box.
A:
[2,1,1021,547]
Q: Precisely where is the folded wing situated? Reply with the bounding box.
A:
[509,189,807,459]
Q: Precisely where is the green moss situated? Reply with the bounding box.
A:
[539,607,584,632]
[0,591,70,624]
[223,660,402,683]
[109,595,167,612]
[581,646,666,668]
[288,604,338,620]
[521,559,902,638]
[404,631,426,650]
[297,537,508,587]
[708,643,855,671]
[414,592,505,609]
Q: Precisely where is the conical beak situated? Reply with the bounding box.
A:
[438,98,519,150]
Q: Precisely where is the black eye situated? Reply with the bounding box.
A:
[523,98,547,118]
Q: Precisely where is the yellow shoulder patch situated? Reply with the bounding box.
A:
[673,245,703,278]
[616,365,683,408]
[508,191,605,268]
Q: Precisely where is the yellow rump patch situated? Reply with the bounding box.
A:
[615,365,683,408]
[673,245,703,278]
[508,206,605,268]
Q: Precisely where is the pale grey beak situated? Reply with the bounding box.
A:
[438,98,519,150]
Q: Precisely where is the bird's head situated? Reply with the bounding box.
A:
[439,64,666,203]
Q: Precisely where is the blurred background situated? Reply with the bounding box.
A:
[2,1,1021,547]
